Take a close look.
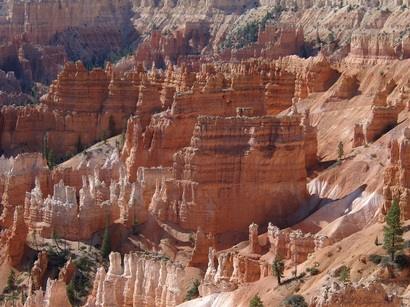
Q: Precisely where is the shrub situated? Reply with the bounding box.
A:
[4,270,17,293]
[338,266,350,283]
[368,254,382,265]
[47,245,70,279]
[46,149,57,169]
[306,267,320,276]
[249,294,264,307]
[74,256,93,272]
[394,254,410,269]
[185,279,200,301]
[66,280,77,305]
[282,294,308,307]
[67,266,92,305]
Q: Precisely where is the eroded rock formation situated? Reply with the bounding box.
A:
[353,90,401,147]
[383,128,410,219]
[24,170,143,241]
[201,222,331,295]
[311,281,401,307]
[85,252,201,307]
[0,61,148,157]
[24,278,71,307]
[149,114,309,236]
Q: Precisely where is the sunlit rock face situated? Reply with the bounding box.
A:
[150,113,309,236]
[85,252,201,307]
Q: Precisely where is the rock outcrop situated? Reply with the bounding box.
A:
[30,251,48,292]
[135,22,210,67]
[24,169,143,241]
[353,90,401,147]
[0,0,137,66]
[149,114,309,236]
[5,206,28,266]
[0,153,49,228]
[383,128,410,219]
[0,61,150,157]
[122,63,267,178]
[223,23,305,61]
[311,281,401,307]
[24,278,71,307]
[201,222,331,295]
[85,252,201,307]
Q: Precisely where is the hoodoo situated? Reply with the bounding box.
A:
[0,1,409,306]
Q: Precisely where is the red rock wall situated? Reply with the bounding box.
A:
[150,115,308,235]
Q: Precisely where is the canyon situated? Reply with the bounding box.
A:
[0,1,410,307]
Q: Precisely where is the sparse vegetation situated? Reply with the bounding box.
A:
[282,294,308,307]
[47,244,70,279]
[221,8,279,50]
[249,294,264,307]
[67,256,94,306]
[306,266,320,276]
[101,223,111,259]
[393,253,410,269]
[337,265,350,283]
[1,270,23,304]
[4,270,17,293]
[368,254,382,265]
[43,134,57,169]
[185,279,200,301]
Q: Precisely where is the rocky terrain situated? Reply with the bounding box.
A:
[0,1,409,307]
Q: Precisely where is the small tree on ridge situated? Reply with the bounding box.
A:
[383,199,404,261]
[272,257,285,285]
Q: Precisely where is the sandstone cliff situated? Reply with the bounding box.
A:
[149,114,309,236]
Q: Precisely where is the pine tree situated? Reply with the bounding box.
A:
[42,134,49,160]
[4,270,16,293]
[337,141,344,161]
[185,279,200,301]
[109,115,116,137]
[249,294,264,307]
[47,149,56,169]
[383,200,404,261]
[101,224,111,259]
[66,279,76,305]
[76,136,83,154]
[272,257,285,285]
